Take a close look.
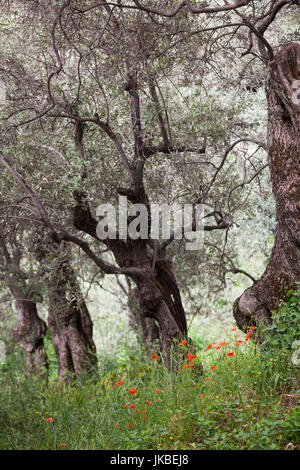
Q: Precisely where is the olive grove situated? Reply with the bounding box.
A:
[0,0,299,378]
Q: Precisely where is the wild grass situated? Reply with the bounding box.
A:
[0,318,299,450]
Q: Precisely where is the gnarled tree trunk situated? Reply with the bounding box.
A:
[10,282,49,379]
[109,240,188,368]
[73,202,190,369]
[134,266,187,368]
[128,286,160,351]
[234,42,300,333]
[46,241,97,381]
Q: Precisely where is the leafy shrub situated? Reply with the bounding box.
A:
[261,286,300,355]
[259,286,300,390]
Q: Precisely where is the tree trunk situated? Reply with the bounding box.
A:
[155,259,188,336]
[10,283,49,379]
[46,242,97,381]
[73,203,190,369]
[128,286,160,351]
[234,42,300,333]
[134,271,186,369]
[110,240,188,368]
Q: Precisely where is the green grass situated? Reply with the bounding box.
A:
[0,322,299,450]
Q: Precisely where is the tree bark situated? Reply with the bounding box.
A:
[134,264,187,368]
[10,282,49,379]
[234,42,300,333]
[46,242,97,381]
[128,286,160,350]
[73,202,189,369]
[110,240,188,368]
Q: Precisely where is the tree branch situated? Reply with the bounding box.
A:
[130,0,251,17]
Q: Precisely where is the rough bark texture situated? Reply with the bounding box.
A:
[134,260,188,368]
[110,240,188,368]
[46,242,97,381]
[126,260,191,366]
[73,201,189,369]
[10,282,49,378]
[128,287,160,350]
[234,42,300,333]
[155,259,187,336]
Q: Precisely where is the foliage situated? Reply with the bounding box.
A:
[264,287,300,350]
[258,286,300,387]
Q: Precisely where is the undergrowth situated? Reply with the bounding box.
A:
[0,292,299,450]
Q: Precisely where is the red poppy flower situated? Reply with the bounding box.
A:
[151,354,159,359]
[122,405,128,409]
[226,352,234,357]
[60,443,66,446]
[204,378,210,382]
[179,340,187,346]
[155,389,161,393]
[128,388,137,394]
[128,424,134,428]
[236,340,244,343]
[248,326,256,331]
[216,381,220,384]
[142,416,148,420]
[113,424,120,428]
[145,401,151,406]
[180,363,194,370]
[130,404,135,408]
[245,333,251,341]
[215,346,222,350]
[231,328,237,331]
[45,418,54,422]
[210,366,217,370]
[201,393,205,397]
[115,380,123,386]
[187,353,197,361]
[206,344,212,349]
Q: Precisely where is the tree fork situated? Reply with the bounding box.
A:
[73,197,192,368]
